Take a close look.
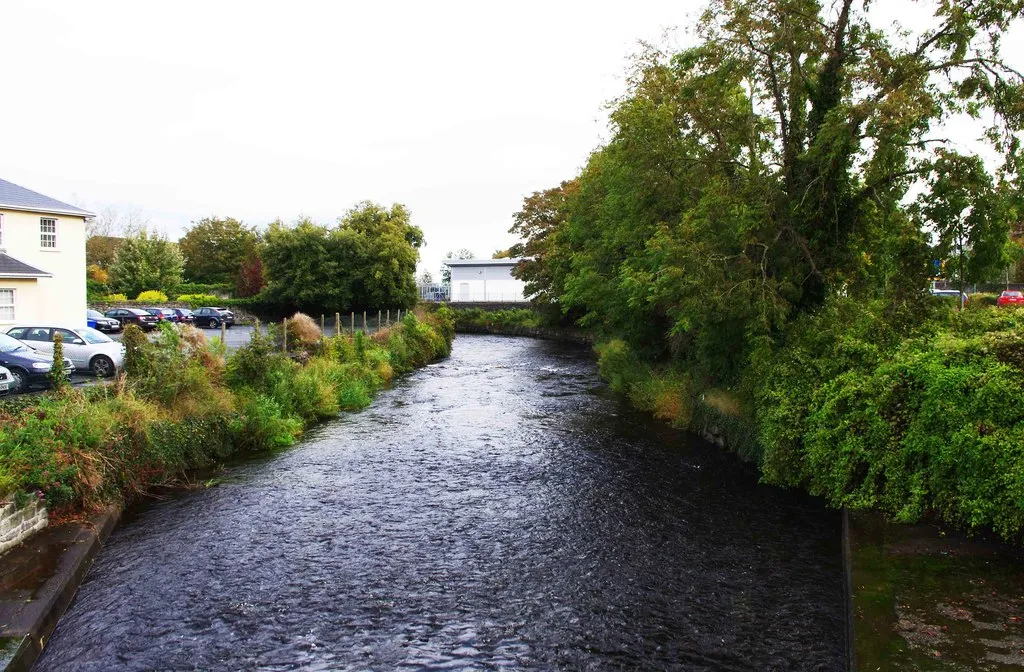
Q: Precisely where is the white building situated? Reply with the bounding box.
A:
[0,178,93,327]
[445,258,528,303]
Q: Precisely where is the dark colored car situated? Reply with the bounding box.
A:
[87,309,122,333]
[0,332,74,392]
[193,307,235,328]
[998,290,1024,307]
[140,307,178,322]
[172,308,195,324]
[104,308,160,331]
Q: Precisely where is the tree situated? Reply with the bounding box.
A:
[109,230,185,298]
[260,203,423,313]
[235,250,265,298]
[179,217,260,285]
[917,150,1012,306]
[511,0,1023,381]
[418,270,435,285]
[440,249,474,285]
[507,180,577,304]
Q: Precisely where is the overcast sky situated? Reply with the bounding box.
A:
[2,1,1022,278]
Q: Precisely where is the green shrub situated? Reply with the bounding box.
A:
[177,293,221,307]
[103,293,129,302]
[136,290,169,302]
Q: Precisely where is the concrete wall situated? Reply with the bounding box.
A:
[449,264,526,302]
[0,498,47,556]
[0,208,87,328]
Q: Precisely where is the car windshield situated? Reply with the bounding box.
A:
[87,310,103,318]
[129,309,150,316]
[79,327,112,345]
[1006,291,1023,298]
[0,333,30,353]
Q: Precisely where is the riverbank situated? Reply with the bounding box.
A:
[0,505,121,672]
[0,306,454,519]
[450,305,592,344]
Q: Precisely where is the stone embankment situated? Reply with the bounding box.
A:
[0,500,46,557]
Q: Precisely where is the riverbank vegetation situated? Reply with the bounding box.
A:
[509,0,1024,540]
[0,307,454,514]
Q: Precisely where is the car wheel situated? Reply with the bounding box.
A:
[210,319,220,329]
[90,355,115,378]
[8,368,27,393]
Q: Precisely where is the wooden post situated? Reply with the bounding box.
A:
[254,317,260,335]
[397,309,401,322]
[386,309,390,326]
[335,312,340,336]
[350,311,355,334]
[282,317,288,353]
[320,314,325,336]
[378,310,382,331]
[363,311,366,332]
[221,320,227,347]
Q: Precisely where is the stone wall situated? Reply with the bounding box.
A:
[0,498,47,556]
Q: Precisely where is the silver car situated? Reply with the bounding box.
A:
[5,325,125,377]
[0,365,12,395]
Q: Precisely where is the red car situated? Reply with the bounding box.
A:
[998,291,1024,306]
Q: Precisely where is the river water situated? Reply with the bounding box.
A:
[36,335,846,671]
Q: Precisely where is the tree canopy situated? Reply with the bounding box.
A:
[513,0,1024,381]
[109,230,185,299]
[179,216,260,286]
[260,202,423,313]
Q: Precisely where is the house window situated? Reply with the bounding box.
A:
[0,289,14,321]
[40,218,57,248]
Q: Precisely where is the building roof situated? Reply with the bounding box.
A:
[0,252,51,278]
[0,178,94,217]
[443,258,525,267]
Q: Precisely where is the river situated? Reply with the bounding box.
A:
[36,335,846,670]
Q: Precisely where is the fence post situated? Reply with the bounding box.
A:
[282,317,288,353]
[363,311,366,332]
[387,309,390,326]
[378,310,382,330]
[221,320,227,347]
[320,314,325,336]
[335,312,340,336]
[350,311,355,334]
[397,309,401,322]
[254,317,260,335]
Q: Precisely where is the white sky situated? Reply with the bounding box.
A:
[1,1,1021,278]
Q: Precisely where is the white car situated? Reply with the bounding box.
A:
[4,325,125,377]
[0,365,12,395]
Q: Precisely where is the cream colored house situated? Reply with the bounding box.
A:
[0,178,93,327]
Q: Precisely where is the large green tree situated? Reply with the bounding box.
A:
[517,0,1023,381]
[179,217,260,285]
[109,230,185,298]
[260,203,423,313]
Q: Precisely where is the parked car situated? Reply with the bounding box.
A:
[140,307,178,323]
[104,308,160,331]
[5,325,125,378]
[172,308,195,324]
[998,290,1024,306]
[87,309,122,333]
[193,306,235,328]
[929,288,969,303]
[0,332,74,392]
[0,365,12,396]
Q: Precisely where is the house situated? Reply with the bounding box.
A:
[444,258,528,303]
[0,178,93,326]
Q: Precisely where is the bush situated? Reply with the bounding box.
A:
[177,293,221,307]
[103,293,129,302]
[136,290,169,302]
